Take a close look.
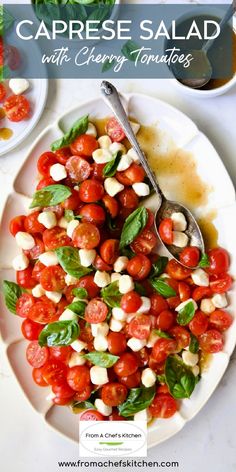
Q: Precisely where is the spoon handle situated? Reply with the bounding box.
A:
[100,81,164,203]
[203,0,236,53]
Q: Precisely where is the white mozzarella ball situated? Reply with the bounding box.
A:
[200,298,215,314]
[68,352,86,367]
[90,366,108,385]
[132,183,150,197]
[98,135,112,149]
[172,231,189,248]
[9,78,29,95]
[126,313,136,323]
[130,121,140,135]
[111,273,122,283]
[58,216,69,229]
[94,271,110,288]
[114,256,129,273]
[79,249,96,267]
[146,330,160,348]
[32,284,45,298]
[67,219,79,238]
[171,212,187,231]
[91,322,109,337]
[104,177,124,197]
[191,268,209,287]
[50,163,67,181]
[141,368,156,388]
[39,251,58,267]
[38,211,57,230]
[71,339,87,353]
[109,318,124,332]
[127,147,139,162]
[192,365,200,377]
[45,291,62,303]
[119,275,134,294]
[95,399,112,416]
[94,335,108,352]
[109,142,126,155]
[112,307,127,322]
[212,293,228,308]
[127,337,146,352]
[92,148,113,164]
[86,122,97,137]
[15,232,35,250]
[117,154,132,172]
[138,297,151,314]
[59,309,78,321]
[182,351,199,367]
[176,298,198,312]
[134,408,152,422]
[65,274,78,286]
[12,253,29,271]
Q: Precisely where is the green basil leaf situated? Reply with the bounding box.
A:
[177,301,196,326]
[189,334,199,354]
[199,252,210,268]
[121,40,141,62]
[153,329,173,339]
[2,280,23,314]
[55,246,92,279]
[157,374,166,384]
[119,207,148,250]
[0,6,14,35]
[101,281,122,308]
[72,287,88,299]
[72,400,95,413]
[67,300,86,317]
[103,151,122,178]
[118,386,156,417]
[165,355,196,399]
[51,115,89,151]
[134,282,147,296]
[30,184,72,209]
[38,320,79,347]
[64,209,75,222]
[150,278,176,298]
[83,351,119,368]
[150,257,168,278]
[120,247,135,258]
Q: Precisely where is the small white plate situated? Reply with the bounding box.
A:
[0,93,235,448]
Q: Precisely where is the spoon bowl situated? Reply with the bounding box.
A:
[173,49,213,89]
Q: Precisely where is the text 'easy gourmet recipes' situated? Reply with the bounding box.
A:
[3,114,233,422]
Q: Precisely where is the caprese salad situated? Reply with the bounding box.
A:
[3,114,233,422]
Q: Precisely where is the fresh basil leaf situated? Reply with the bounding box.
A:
[134,282,147,296]
[119,207,148,250]
[154,329,173,339]
[101,281,122,308]
[165,355,196,399]
[30,184,72,209]
[55,246,92,279]
[199,252,210,268]
[177,301,196,326]
[150,257,168,278]
[157,374,166,384]
[118,386,156,417]
[0,6,14,35]
[64,209,75,222]
[72,287,88,299]
[121,40,141,62]
[103,151,122,178]
[67,300,86,316]
[83,351,119,368]
[88,4,111,22]
[72,400,95,413]
[189,334,199,354]
[102,58,115,73]
[150,278,176,298]
[51,115,89,151]
[38,320,79,347]
[2,280,23,314]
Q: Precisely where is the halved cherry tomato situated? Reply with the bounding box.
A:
[145,209,155,229]
[42,360,67,386]
[80,203,106,226]
[189,310,209,336]
[24,236,45,260]
[36,177,55,190]
[91,162,106,181]
[118,188,139,209]
[77,275,100,299]
[40,265,66,291]
[52,382,75,399]
[167,295,181,309]
[21,318,42,340]
[119,370,141,388]
[128,315,151,340]
[149,393,178,418]
[67,365,90,392]
[159,218,173,245]
[93,255,112,271]
[105,117,125,142]
[152,338,177,363]
[102,194,119,218]
[192,286,212,301]
[121,291,142,313]
[179,246,200,268]
[150,294,168,316]
[70,134,98,157]
[210,273,232,293]
[32,261,45,282]
[53,397,72,406]
[32,367,48,387]
[43,227,71,250]
[156,384,169,394]
[85,298,108,323]
[37,152,58,178]
[109,411,126,421]
[114,353,139,377]
[80,410,105,421]
[3,95,30,122]
[26,341,49,368]
[107,332,127,355]
[73,385,92,402]
[55,147,72,165]
[209,310,233,331]
[24,211,45,234]
[207,248,230,275]
[157,310,175,331]
[44,205,64,219]
[116,163,145,186]
[72,222,100,249]
[50,346,72,363]
[16,266,36,289]
[28,299,57,324]
[100,239,119,264]
[0,83,7,102]
[127,254,152,281]
[16,293,35,318]
[178,281,191,302]
[9,215,26,236]
[199,329,223,353]
[166,259,192,280]
[169,326,190,350]
[101,382,128,406]
[62,189,80,211]
[79,179,104,203]
[65,156,91,183]
[131,229,157,255]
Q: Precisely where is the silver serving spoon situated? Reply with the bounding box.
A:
[100,81,205,268]
[174,0,236,89]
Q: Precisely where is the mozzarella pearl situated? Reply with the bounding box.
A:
[114,256,129,273]
[45,291,62,303]
[32,284,45,298]
[112,307,127,322]
[146,331,160,348]
[132,183,150,197]
[65,274,78,286]
[59,309,78,321]
[86,122,97,137]
[212,293,228,308]
[67,219,79,238]
[104,177,124,197]
[109,142,127,155]
[109,318,124,332]
[15,232,35,250]
[78,249,96,267]
[200,298,215,314]
[182,351,199,367]
[119,275,134,294]
[68,352,86,367]
[141,368,156,387]
[192,365,200,377]
[39,251,58,267]
[94,335,108,352]
[111,273,122,283]
[94,271,110,288]
[172,231,189,248]
[71,339,87,353]
[191,268,209,287]
[92,148,113,164]
[9,78,29,95]
[117,154,132,172]
[95,399,112,416]
[127,147,139,162]
[12,253,29,271]
[38,211,57,230]
[127,337,146,352]
[91,322,109,337]
[58,216,69,229]
[138,297,151,314]
[98,135,112,149]
[50,163,67,181]
[171,212,187,231]
[90,366,108,385]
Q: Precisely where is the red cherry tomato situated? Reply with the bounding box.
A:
[167,295,181,309]
[100,239,119,265]
[107,332,127,355]
[157,310,175,331]
[40,265,66,291]
[53,396,72,406]
[150,294,168,316]
[44,205,64,219]
[62,189,80,211]
[24,211,45,234]
[128,315,151,340]
[55,147,72,165]
[32,261,45,282]
[116,163,145,186]
[145,209,155,229]
[207,247,230,275]
[192,286,212,301]
[166,259,192,280]
[0,83,7,102]
[210,273,232,293]
[118,188,139,209]
[21,318,42,340]
[16,293,35,318]
[127,254,152,281]
[105,117,126,142]
[42,360,67,386]
[109,411,126,421]
[72,222,100,249]
[114,353,139,377]
[169,326,190,350]
[178,281,191,302]
[16,266,36,289]
[28,299,57,324]
[52,382,75,399]
[152,338,177,363]
[102,194,119,218]
[70,134,98,157]
[37,152,58,178]
[79,179,104,203]
[26,341,49,368]
[85,298,109,323]
[189,310,209,336]
[73,385,92,402]
[80,410,105,421]
[50,346,72,363]
[9,215,26,236]
[209,309,233,331]
[77,275,100,299]
[36,177,55,190]
[43,227,71,250]
[121,291,142,314]
[149,393,178,418]
[91,162,106,181]
[24,236,45,260]
[67,365,90,392]
[131,229,158,255]
[3,95,30,122]
[93,255,112,271]
[199,329,223,353]
[79,203,106,226]
[101,382,128,406]
[159,218,173,245]
[65,155,91,183]
[156,384,169,394]
[32,367,48,387]
[119,370,141,388]
[179,246,200,268]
